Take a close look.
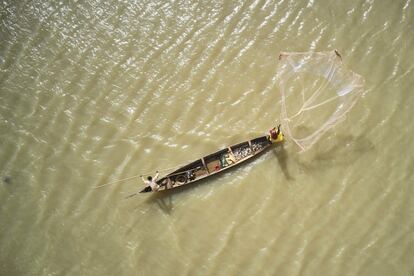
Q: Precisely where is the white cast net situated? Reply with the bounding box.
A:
[278,50,365,151]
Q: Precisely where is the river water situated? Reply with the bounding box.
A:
[1,0,414,275]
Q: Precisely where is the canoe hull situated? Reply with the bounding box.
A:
[140,134,281,193]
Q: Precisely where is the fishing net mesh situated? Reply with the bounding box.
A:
[278,50,365,151]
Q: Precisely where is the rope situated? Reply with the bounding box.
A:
[94,174,141,189]
[94,158,199,189]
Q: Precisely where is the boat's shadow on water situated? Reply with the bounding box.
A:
[143,171,234,214]
[141,134,373,213]
[146,193,174,214]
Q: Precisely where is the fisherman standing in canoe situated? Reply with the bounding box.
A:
[140,171,160,191]
[268,124,283,143]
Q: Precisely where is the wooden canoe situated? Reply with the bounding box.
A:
[139,132,283,193]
